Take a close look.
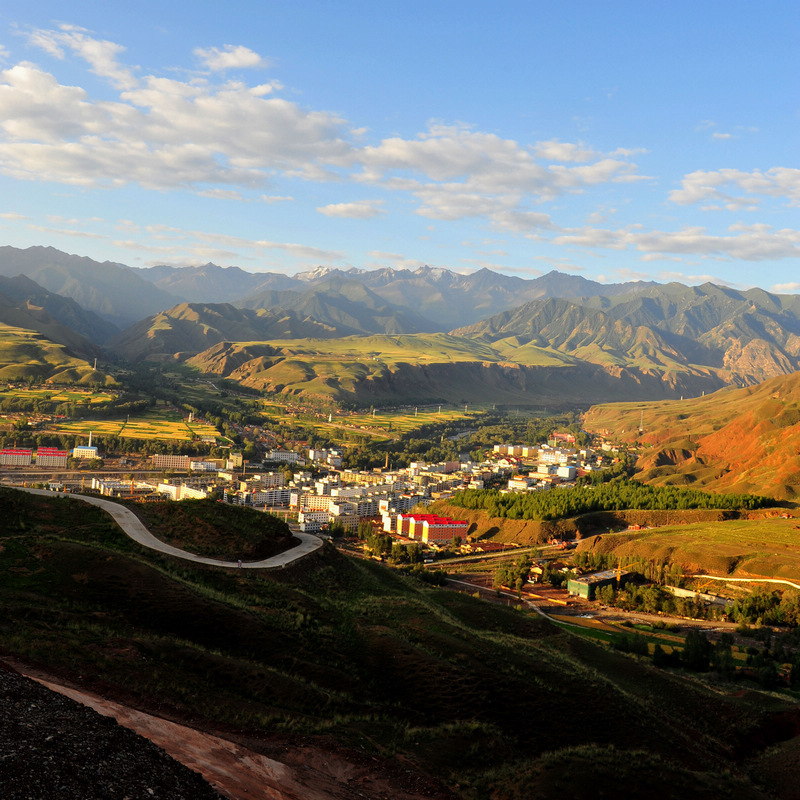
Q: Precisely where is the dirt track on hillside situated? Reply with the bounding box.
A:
[7,658,455,800]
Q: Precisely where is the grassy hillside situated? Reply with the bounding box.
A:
[1,488,796,798]
[184,333,718,407]
[575,516,800,581]
[584,371,800,500]
[0,324,113,385]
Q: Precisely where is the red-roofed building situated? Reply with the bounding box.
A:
[0,448,32,466]
[36,447,69,468]
[397,513,468,544]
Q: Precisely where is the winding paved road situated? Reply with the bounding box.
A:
[16,488,323,569]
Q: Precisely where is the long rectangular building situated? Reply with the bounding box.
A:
[0,448,32,466]
[36,448,69,468]
[397,513,468,544]
[151,454,190,471]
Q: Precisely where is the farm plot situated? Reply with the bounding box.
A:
[54,411,220,443]
[301,406,484,443]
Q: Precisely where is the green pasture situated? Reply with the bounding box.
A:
[257,400,486,444]
[590,517,800,583]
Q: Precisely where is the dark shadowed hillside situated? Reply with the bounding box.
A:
[0,488,795,799]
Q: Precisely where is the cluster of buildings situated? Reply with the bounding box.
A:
[89,476,214,500]
[493,442,608,494]
[217,448,500,544]
[0,433,100,468]
[1,446,73,468]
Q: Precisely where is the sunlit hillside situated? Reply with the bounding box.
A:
[584,372,800,500]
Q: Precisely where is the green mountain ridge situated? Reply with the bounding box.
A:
[184,333,728,406]
[235,275,439,335]
[453,284,800,388]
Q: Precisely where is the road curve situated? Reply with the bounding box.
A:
[15,488,323,569]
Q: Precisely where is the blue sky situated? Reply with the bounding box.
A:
[0,1,797,289]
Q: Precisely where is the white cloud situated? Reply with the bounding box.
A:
[317,200,384,218]
[29,223,106,239]
[194,45,268,72]
[712,132,732,140]
[553,223,800,262]
[658,270,733,285]
[116,223,344,267]
[489,210,556,233]
[260,194,294,203]
[670,167,800,208]
[357,124,644,222]
[28,24,136,89]
[0,211,27,220]
[533,140,598,163]
[772,282,800,293]
[0,45,352,190]
[197,188,244,200]
[366,250,427,270]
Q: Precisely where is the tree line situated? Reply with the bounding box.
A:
[450,478,771,521]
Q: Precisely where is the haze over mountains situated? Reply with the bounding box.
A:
[4,245,800,406]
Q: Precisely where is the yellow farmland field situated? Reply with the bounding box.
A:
[52,412,220,442]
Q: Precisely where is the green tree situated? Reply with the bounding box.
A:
[682,630,712,672]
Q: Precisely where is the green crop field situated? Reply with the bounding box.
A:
[257,400,487,445]
[582,516,800,583]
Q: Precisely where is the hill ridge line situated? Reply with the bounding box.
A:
[14,488,322,568]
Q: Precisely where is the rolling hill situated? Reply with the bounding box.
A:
[1,488,797,799]
[0,275,119,345]
[584,370,800,500]
[183,333,718,407]
[0,291,104,363]
[0,324,112,385]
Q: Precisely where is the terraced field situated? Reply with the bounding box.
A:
[53,410,220,442]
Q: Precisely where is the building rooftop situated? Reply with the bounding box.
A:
[571,569,631,585]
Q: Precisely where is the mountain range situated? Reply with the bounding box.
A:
[4,244,800,407]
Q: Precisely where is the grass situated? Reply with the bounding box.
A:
[0,487,796,798]
[127,498,295,561]
[580,517,800,582]
[0,325,109,384]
